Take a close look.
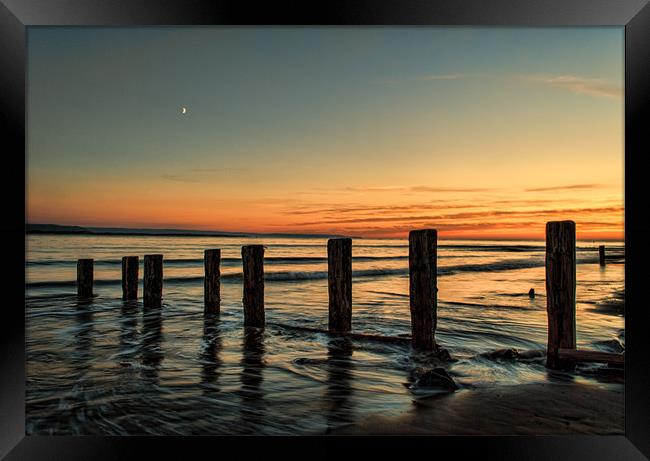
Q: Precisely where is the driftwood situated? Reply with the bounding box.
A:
[545,221,576,370]
[558,348,624,365]
[204,249,221,315]
[328,238,352,333]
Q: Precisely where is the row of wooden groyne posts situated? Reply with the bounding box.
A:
[73,221,622,371]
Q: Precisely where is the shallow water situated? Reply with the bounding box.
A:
[25,235,624,435]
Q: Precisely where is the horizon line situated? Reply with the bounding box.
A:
[25,223,626,242]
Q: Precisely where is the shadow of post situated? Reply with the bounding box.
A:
[118,301,139,375]
[238,327,266,434]
[66,303,96,433]
[73,304,94,379]
[324,336,355,430]
[201,316,223,393]
[141,309,163,385]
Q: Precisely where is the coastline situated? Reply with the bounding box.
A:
[328,382,623,435]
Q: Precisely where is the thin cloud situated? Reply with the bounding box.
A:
[288,205,623,227]
[161,168,243,184]
[189,167,244,173]
[281,202,482,216]
[520,74,622,99]
[525,184,604,192]
[279,196,622,220]
[161,173,216,184]
[345,185,495,193]
[376,73,466,85]
[418,73,465,81]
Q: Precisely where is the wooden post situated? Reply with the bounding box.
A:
[143,254,163,308]
[328,238,352,333]
[409,229,437,351]
[242,245,265,327]
[599,245,606,266]
[121,256,139,300]
[77,258,93,298]
[545,221,577,370]
[204,249,221,315]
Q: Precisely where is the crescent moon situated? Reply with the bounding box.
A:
[181,107,187,114]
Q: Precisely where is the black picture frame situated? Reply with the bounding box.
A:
[2,0,649,459]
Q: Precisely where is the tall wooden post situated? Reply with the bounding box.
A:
[409,229,437,351]
[204,249,221,315]
[242,245,265,327]
[328,238,352,333]
[121,256,139,300]
[599,245,606,266]
[143,254,163,308]
[546,221,577,369]
[77,258,93,298]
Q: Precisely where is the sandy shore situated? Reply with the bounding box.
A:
[330,382,623,435]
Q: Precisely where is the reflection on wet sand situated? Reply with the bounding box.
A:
[141,310,163,385]
[201,317,223,393]
[324,336,355,430]
[119,302,139,371]
[238,327,265,434]
[74,304,93,378]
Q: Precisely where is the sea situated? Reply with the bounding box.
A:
[25,234,625,435]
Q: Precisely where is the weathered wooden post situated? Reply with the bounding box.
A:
[143,254,163,308]
[204,249,221,315]
[409,229,437,351]
[599,245,606,266]
[77,258,94,298]
[328,238,352,333]
[121,256,139,300]
[545,221,577,370]
[242,245,265,327]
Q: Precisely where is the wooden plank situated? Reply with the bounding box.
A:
[558,348,624,365]
[545,221,576,370]
[328,238,352,333]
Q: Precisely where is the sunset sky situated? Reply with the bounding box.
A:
[27,27,624,240]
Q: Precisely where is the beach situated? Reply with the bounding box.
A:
[330,382,624,435]
[25,234,624,435]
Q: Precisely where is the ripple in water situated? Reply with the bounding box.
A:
[26,235,624,435]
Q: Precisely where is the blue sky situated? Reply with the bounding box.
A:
[26,27,624,238]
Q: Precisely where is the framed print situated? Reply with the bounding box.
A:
[1,0,649,459]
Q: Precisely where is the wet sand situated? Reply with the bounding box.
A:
[329,382,623,435]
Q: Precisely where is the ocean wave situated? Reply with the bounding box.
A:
[25,255,603,289]
[26,255,409,267]
[26,245,623,268]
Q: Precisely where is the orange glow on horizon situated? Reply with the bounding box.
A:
[26,27,624,242]
[27,176,624,240]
